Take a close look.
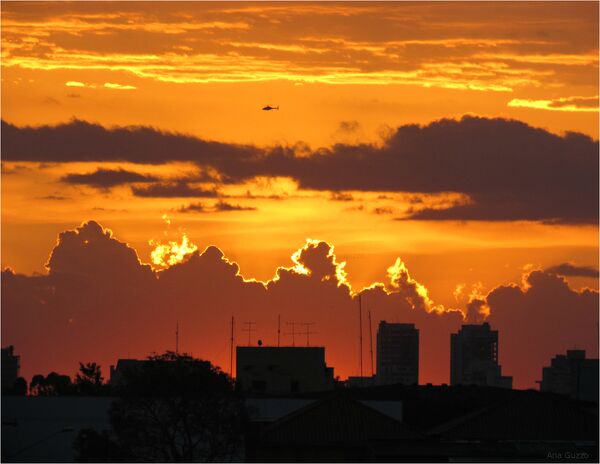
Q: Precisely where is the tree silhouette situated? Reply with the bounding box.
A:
[74,352,245,462]
[30,372,74,396]
[75,362,107,395]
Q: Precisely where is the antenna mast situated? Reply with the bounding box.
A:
[175,322,179,355]
[230,316,234,377]
[278,314,281,347]
[285,322,298,347]
[359,294,363,380]
[242,321,256,346]
[368,310,374,377]
[299,322,317,347]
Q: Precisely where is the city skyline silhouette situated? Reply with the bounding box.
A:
[2,220,597,389]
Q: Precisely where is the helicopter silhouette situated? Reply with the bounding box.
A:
[262,105,279,111]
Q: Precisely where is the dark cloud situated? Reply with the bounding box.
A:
[38,162,58,170]
[373,207,393,215]
[337,120,361,133]
[178,202,206,213]
[1,119,258,165]
[61,168,159,188]
[407,195,424,204]
[314,118,598,224]
[241,190,285,200]
[39,194,69,201]
[3,116,598,222]
[177,201,257,213]
[545,263,599,278]
[213,200,256,212]
[132,181,220,198]
[550,96,598,109]
[400,192,596,224]
[345,204,364,212]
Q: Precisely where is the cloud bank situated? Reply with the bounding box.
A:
[3,116,598,223]
[61,168,159,188]
[2,221,597,389]
[545,263,599,278]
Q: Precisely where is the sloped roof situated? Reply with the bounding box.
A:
[429,393,598,441]
[260,393,422,445]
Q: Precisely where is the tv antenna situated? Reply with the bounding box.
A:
[277,314,281,347]
[299,322,317,346]
[358,294,363,382]
[242,321,256,346]
[368,310,374,377]
[285,321,299,346]
[230,316,235,376]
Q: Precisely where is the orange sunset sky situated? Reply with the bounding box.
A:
[1,2,598,389]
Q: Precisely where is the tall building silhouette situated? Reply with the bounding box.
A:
[376,321,419,385]
[450,323,512,388]
[539,350,599,402]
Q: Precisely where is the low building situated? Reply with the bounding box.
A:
[346,376,379,388]
[109,359,150,387]
[236,346,334,394]
[426,390,598,461]
[246,394,418,462]
[450,323,512,388]
[539,350,599,402]
[2,345,20,390]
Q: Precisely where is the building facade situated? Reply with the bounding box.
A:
[1,345,20,390]
[450,323,512,388]
[109,359,150,387]
[236,346,334,394]
[539,350,599,402]
[376,322,419,385]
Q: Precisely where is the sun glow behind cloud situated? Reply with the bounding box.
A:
[387,257,449,315]
[149,234,197,268]
[148,215,197,268]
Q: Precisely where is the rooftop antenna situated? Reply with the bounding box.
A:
[175,322,179,355]
[299,322,317,347]
[359,294,363,382]
[242,321,256,346]
[285,321,298,347]
[368,309,374,377]
[277,314,281,347]
[230,316,234,377]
